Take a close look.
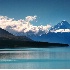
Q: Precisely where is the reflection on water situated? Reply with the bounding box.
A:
[0,47,70,69]
[0,51,70,60]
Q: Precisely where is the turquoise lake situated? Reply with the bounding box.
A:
[0,47,70,69]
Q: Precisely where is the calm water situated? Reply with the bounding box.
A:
[0,46,70,69]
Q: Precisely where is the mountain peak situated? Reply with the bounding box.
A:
[62,20,66,22]
[61,20,69,24]
[50,20,70,31]
[63,20,66,21]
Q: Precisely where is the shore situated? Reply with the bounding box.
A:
[0,40,69,49]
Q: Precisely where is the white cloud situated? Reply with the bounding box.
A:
[25,15,37,22]
[0,15,51,36]
[51,29,70,33]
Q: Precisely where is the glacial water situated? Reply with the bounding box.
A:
[0,46,70,69]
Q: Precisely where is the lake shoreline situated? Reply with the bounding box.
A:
[0,40,69,49]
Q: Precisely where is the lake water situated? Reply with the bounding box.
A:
[0,47,70,69]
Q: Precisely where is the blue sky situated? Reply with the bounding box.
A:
[0,0,70,26]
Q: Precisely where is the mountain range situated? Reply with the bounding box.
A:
[0,27,68,48]
[0,20,70,45]
[0,28,32,41]
[27,20,70,45]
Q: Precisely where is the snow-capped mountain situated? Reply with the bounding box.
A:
[50,20,70,32]
[27,20,70,45]
[1,20,70,44]
[17,20,70,36]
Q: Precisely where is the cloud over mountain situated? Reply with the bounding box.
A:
[0,16,51,35]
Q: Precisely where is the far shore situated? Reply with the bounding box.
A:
[0,40,69,49]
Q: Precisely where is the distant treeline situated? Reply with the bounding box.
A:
[0,40,69,49]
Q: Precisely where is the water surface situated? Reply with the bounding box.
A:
[0,47,70,69]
